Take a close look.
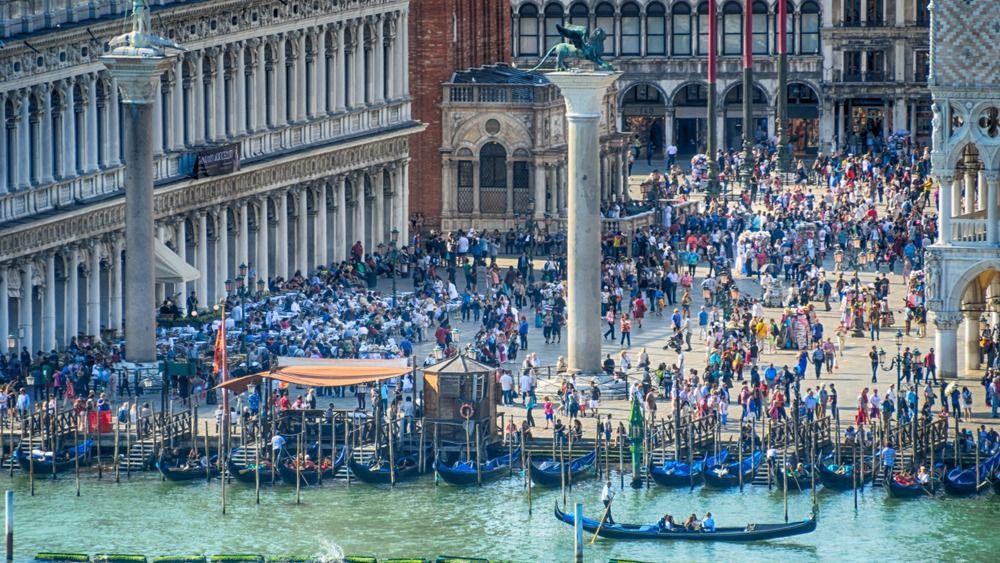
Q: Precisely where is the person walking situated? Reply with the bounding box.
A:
[620,314,632,348]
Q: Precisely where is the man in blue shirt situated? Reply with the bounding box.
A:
[880,442,896,484]
[701,512,716,532]
[764,363,778,385]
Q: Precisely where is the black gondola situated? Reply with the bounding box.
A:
[816,462,873,491]
[157,456,221,481]
[348,449,425,484]
[886,476,938,498]
[648,450,728,488]
[554,504,817,542]
[703,451,761,489]
[782,464,815,491]
[16,440,93,474]
[226,458,277,484]
[529,450,597,487]
[942,451,1000,496]
[436,448,520,485]
[277,447,346,486]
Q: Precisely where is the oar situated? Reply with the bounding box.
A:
[589,493,615,545]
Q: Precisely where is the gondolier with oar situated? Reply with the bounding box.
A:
[601,480,616,525]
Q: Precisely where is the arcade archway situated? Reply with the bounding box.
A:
[620,82,668,161]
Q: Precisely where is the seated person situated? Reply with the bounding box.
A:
[701,512,716,532]
[683,514,701,531]
[657,513,676,532]
[894,470,915,486]
[916,466,930,485]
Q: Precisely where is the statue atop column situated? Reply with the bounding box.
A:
[108,0,186,56]
[529,24,613,72]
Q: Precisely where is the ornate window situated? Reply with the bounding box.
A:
[620,2,641,55]
[673,2,692,56]
[647,2,667,55]
[479,142,508,214]
[752,1,769,55]
[544,3,565,52]
[568,2,589,29]
[843,0,861,26]
[723,1,742,56]
[801,2,820,54]
[595,2,616,55]
[513,159,532,214]
[518,5,540,56]
[456,159,474,214]
[775,3,795,54]
[696,2,709,56]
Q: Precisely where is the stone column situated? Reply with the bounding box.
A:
[171,59,184,148]
[238,200,250,268]
[174,219,188,303]
[374,14,385,104]
[215,207,230,302]
[235,44,247,136]
[16,89,30,188]
[276,36,288,126]
[295,188,309,274]
[190,54,204,144]
[354,173,367,251]
[85,74,99,172]
[314,29,328,116]
[102,42,174,362]
[214,47,226,140]
[63,80,78,177]
[0,93,7,193]
[964,169,976,215]
[254,40,266,131]
[110,238,123,333]
[19,264,32,354]
[987,172,999,244]
[0,267,7,354]
[353,21,365,106]
[976,169,987,213]
[276,190,289,280]
[43,253,56,352]
[295,32,307,122]
[934,312,962,379]
[256,197,270,285]
[39,85,54,183]
[533,162,546,219]
[386,16,397,99]
[315,184,328,267]
[964,312,980,371]
[64,248,79,345]
[937,174,953,244]
[951,177,962,218]
[196,212,209,308]
[400,10,409,96]
[545,71,620,375]
[401,161,410,243]
[373,168,385,245]
[87,242,101,338]
[336,176,348,260]
[335,25,346,111]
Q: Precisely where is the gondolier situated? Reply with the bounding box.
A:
[601,480,615,524]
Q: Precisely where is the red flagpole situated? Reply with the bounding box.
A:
[708,0,717,84]
[778,0,787,55]
[743,0,753,69]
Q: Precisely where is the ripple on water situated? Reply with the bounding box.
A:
[8,471,999,562]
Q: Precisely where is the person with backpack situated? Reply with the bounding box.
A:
[811,344,826,379]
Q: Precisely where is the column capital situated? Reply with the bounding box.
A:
[983,170,1000,183]
[933,312,963,330]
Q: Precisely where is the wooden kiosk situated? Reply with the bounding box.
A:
[422,355,498,463]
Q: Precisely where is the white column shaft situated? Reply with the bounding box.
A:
[40,88,54,183]
[197,213,209,307]
[110,243,122,332]
[19,265,33,354]
[296,190,309,274]
[85,77,98,172]
[256,198,270,285]
[87,244,100,337]
[277,192,289,280]
[336,177,347,261]
[315,186,328,267]
[216,208,230,302]
[65,249,78,344]
[43,254,56,351]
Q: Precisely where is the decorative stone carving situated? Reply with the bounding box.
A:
[932,311,963,330]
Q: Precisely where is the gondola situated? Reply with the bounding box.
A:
[648,449,728,488]
[942,451,1000,496]
[436,448,520,485]
[782,465,815,491]
[348,449,425,484]
[226,458,277,484]
[886,476,938,499]
[157,456,221,481]
[529,451,597,487]
[16,440,93,474]
[816,461,873,491]
[703,451,762,489]
[554,504,817,542]
[277,447,346,486]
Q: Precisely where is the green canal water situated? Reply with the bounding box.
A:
[8,471,999,562]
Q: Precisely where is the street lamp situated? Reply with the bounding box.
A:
[235,276,247,355]
[879,329,905,402]
[6,334,14,352]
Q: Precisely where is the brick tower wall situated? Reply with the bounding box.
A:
[408,0,511,233]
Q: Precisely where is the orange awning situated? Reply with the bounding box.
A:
[215,365,412,395]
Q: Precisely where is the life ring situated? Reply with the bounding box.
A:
[459,403,475,420]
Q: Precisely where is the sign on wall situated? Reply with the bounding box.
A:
[193,143,241,178]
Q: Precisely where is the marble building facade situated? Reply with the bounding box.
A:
[0,0,422,355]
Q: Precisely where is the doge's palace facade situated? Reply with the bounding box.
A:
[0,0,422,355]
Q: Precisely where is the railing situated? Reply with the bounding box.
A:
[951,218,988,243]
[766,416,832,453]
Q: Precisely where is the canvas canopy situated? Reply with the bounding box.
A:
[215,364,412,395]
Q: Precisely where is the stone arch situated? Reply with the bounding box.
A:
[451,114,532,154]
[945,260,1000,313]
[669,80,709,107]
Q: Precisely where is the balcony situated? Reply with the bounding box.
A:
[837,70,890,83]
[952,219,988,244]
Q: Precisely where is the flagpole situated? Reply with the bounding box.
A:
[214,303,231,495]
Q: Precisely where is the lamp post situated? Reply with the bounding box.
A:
[879,329,904,391]
[235,275,246,356]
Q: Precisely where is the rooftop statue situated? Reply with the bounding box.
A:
[529,24,613,72]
